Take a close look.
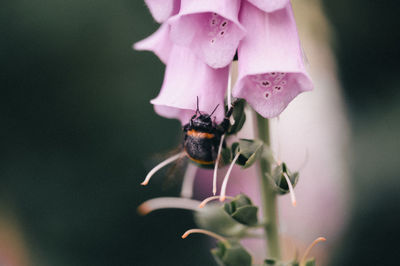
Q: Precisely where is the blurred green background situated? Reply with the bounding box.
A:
[1,0,399,265]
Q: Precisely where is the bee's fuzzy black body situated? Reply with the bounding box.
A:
[183,103,233,166]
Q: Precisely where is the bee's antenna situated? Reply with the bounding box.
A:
[195,96,200,115]
[210,104,219,116]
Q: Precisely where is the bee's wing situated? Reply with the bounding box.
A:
[160,147,188,189]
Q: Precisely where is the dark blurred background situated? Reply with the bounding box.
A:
[1,0,399,265]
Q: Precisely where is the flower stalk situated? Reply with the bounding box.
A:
[256,113,281,259]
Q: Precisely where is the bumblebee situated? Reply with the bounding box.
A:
[183,99,234,167]
[140,98,244,186]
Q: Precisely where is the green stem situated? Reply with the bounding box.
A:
[255,113,281,260]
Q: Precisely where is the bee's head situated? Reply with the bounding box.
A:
[189,97,218,131]
[192,114,213,130]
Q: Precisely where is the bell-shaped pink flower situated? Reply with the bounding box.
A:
[233,2,313,118]
[168,0,246,68]
[134,23,172,64]
[134,21,228,123]
[144,0,180,23]
[151,45,229,123]
[246,0,290,13]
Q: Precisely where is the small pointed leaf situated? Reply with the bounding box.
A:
[305,258,316,266]
[228,99,246,135]
[264,259,277,265]
[267,163,300,195]
[221,146,233,165]
[223,194,258,226]
[234,139,264,168]
[212,241,252,266]
[231,206,258,226]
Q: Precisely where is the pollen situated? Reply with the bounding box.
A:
[137,202,151,216]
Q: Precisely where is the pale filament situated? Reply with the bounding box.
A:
[213,134,225,195]
[300,237,327,266]
[220,152,241,202]
[141,152,185,186]
[198,195,234,208]
[298,149,309,172]
[181,163,198,198]
[137,197,201,216]
[181,229,228,244]
[283,172,297,207]
[227,65,232,109]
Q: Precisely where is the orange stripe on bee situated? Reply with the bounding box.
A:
[187,130,215,139]
[184,151,215,165]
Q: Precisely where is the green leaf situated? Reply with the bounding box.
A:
[228,99,246,135]
[195,205,246,237]
[231,142,240,155]
[231,206,258,226]
[264,259,277,265]
[231,194,252,209]
[211,241,252,266]
[211,242,226,266]
[235,139,264,168]
[305,258,316,266]
[221,146,232,165]
[267,163,299,195]
[223,194,258,226]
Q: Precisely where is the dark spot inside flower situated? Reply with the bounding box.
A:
[211,19,216,25]
[265,92,270,98]
[274,86,282,91]
[220,31,225,36]
[271,72,276,76]
[261,81,270,87]
[210,39,215,43]
[221,21,227,27]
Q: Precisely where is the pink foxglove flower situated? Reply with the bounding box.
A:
[134,23,172,64]
[151,45,229,123]
[137,1,311,120]
[135,23,229,123]
[168,0,246,68]
[144,0,180,23]
[233,2,313,118]
[246,0,290,13]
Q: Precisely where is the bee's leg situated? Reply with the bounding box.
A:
[217,107,234,134]
[183,122,191,132]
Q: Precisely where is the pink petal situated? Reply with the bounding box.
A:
[168,0,246,68]
[144,0,180,23]
[133,23,172,64]
[233,2,313,118]
[151,45,229,124]
[246,0,289,13]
